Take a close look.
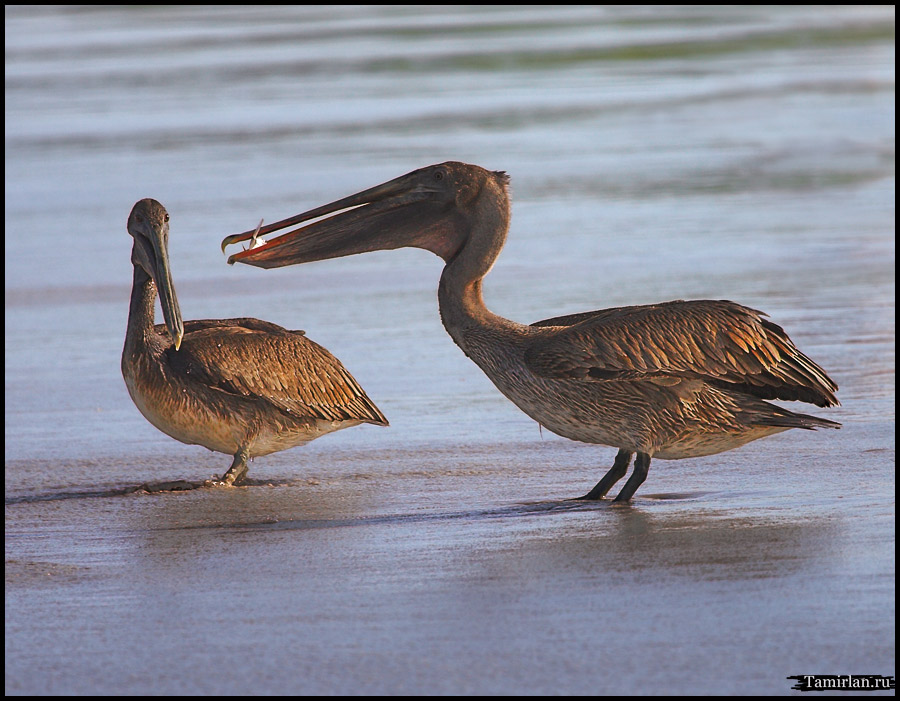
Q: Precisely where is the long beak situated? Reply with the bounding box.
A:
[136,224,184,350]
[154,238,184,351]
[221,168,461,268]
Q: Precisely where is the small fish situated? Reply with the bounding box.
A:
[245,219,266,251]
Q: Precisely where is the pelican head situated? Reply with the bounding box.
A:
[127,198,184,350]
[221,162,510,269]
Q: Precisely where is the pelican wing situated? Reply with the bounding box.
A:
[180,317,304,335]
[527,300,838,407]
[166,324,388,425]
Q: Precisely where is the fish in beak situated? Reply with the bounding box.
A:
[128,199,184,350]
[221,162,482,268]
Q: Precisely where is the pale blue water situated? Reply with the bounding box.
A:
[5,5,894,695]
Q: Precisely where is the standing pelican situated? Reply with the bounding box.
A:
[221,163,839,501]
[123,198,387,487]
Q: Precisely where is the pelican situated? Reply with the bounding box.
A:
[122,198,387,488]
[221,162,840,501]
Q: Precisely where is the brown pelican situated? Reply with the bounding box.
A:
[221,162,840,501]
[122,198,387,488]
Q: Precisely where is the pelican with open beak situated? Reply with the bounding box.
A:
[222,162,839,501]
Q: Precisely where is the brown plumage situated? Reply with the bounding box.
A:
[122,198,387,487]
[221,162,839,501]
[528,300,838,407]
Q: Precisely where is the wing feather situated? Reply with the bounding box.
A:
[165,321,387,425]
[526,300,838,407]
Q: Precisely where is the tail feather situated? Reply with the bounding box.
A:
[752,404,842,431]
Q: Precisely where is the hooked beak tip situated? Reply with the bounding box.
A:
[220,217,268,258]
[221,233,241,254]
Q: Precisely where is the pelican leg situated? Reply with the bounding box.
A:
[578,449,633,500]
[613,452,651,502]
[219,446,251,486]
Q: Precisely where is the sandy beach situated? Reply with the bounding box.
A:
[6,5,894,695]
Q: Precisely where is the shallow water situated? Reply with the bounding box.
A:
[5,5,895,695]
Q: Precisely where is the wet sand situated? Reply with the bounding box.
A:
[5,5,894,695]
[6,421,894,695]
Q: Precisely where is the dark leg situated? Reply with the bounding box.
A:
[577,449,633,500]
[219,446,251,486]
[614,452,651,502]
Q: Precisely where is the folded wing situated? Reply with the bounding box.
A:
[527,300,838,407]
[165,322,388,425]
